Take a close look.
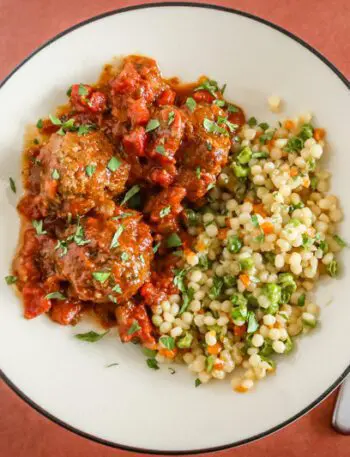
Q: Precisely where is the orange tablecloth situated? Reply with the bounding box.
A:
[1,1,349,456]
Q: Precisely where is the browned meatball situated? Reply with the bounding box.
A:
[176,104,231,201]
[38,131,130,217]
[52,212,153,304]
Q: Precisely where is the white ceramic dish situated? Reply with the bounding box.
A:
[0,3,349,454]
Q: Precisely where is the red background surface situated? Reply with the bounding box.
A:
[0,1,349,456]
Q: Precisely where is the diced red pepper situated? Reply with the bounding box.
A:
[127,98,150,126]
[88,91,107,112]
[123,127,147,156]
[157,89,176,106]
[110,62,141,95]
[150,168,174,187]
[70,84,106,113]
[22,284,51,319]
[51,301,82,325]
[193,90,215,103]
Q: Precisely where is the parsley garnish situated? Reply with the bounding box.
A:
[127,320,141,335]
[121,252,129,261]
[85,164,96,177]
[186,97,196,112]
[78,124,97,136]
[146,358,159,370]
[9,177,16,193]
[78,84,89,96]
[32,220,47,235]
[153,242,161,253]
[251,214,259,227]
[167,233,182,248]
[52,169,60,180]
[195,378,202,387]
[159,336,175,350]
[45,291,66,300]
[110,225,124,248]
[5,275,17,285]
[36,119,43,129]
[196,167,201,179]
[214,99,225,107]
[160,206,171,218]
[112,284,122,294]
[155,145,167,155]
[120,185,140,206]
[92,271,111,283]
[145,119,160,133]
[247,116,257,127]
[194,79,219,97]
[75,330,109,342]
[168,111,175,125]
[107,157,121,172]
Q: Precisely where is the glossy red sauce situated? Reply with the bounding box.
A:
[12,55,245,346]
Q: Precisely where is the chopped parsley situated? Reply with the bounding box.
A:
[297,294,306,307]
[146,358,159,370]
[195,378,202,387]
[92,271,111,283]
[196,167,201,179]
[52,169,60,180]
[333,234,347,248]
[228,104,239,113]
[259,122,269,131]
[203,118,228,136]
[153,242,161,253]
[75,330,109,342]
[78,124,97,136]
[49,114,62,125]
[145,119,160,133]
[9,177,16,193]
[213,99,225,107]
[85,164,96,177]
[112,284,122,294]
[120,185,140,206]
[121,252,129,262]
[5,275,17,285]
[167,233,182,248]
[160,206,171,218]
[78,84,89,96]
[107,157,121,172]
[168,111,175,125]
[127,320,141,335]
[45,291,66,300]
[259,129,275,144]
[186,97,196,112]
[194,79,219,97]
[110,225,124,249]
[159,336,175,350]
[206,141,213,151]
[36,119,43,129]
[168,367,176,375]
[32,220,47,235]
[155,145,167,155]
[247,117,257,127]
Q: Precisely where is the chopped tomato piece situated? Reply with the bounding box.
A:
[22,284,51,319]
[233,324,247,337]
[228,108,245,127]
[123,127,147,156]
[193,90,215,103]
[51,301,82,325]
[150,168,175,187]
[116,301,155,348]
[127,98,150,125]
[88,91,107,112]
[110,62,141,94]
[157,89,176,106]
[70,84,107,113]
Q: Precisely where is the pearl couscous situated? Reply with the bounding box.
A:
[150,107,345,392]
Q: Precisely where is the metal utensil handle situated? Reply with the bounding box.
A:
[332,375,350,434]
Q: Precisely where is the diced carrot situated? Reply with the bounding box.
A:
[207,343,222,355]
[233,324,247,337]
[253,203,267,218]
[313,128,325,141]
[261,222,274,234]
[218,228,229,240]
[290,167,298,177]
[244,197,253,203]
[214,361,224,370]
[196,240,206,251]
[284,120,295,130]
[225,217,231,228]
[159,348,177,359]
[234,385,249,393]
[303,177,310,188]
[239,274,250,288]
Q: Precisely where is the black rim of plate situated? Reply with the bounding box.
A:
[0,2,349,455]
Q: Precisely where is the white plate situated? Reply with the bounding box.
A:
[0,3,349,454]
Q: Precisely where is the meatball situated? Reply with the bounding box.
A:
[53,211,153,304]
[176,103,231,201]
[37,131,130,217]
